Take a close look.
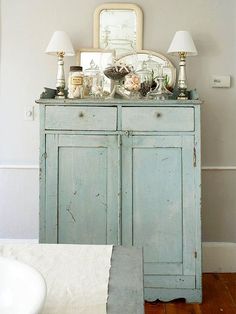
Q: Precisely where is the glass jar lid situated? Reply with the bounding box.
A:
[84,60,100,76]
[70,66,83,72]
[136,61,152,76]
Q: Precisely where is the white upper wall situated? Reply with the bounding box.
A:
[0,0,236,165]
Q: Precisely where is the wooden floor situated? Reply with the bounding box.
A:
[145,273,236,314]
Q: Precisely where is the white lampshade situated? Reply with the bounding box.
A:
[167,31,197,56]
[45,31,75,56]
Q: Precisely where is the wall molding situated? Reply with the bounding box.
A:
[202,166,236,171]
[0,240,235,272]
[0,165,39,169]
[0,239,39,244]
[1,165,236,171]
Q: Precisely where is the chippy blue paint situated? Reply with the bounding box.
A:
[37,99,202,303]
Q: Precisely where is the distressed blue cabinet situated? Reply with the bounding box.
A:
[37,99,201,303]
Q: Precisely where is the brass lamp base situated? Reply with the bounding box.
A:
[177,52,188,100]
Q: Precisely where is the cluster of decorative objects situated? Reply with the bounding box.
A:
[44,30,198,100]
[101,56,174,100]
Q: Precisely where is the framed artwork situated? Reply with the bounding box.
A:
[76,48,115,93]
[77,48,114,71]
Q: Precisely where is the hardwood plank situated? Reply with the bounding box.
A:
[145,274,236,314]
[218,273,236,308]
[165,303,198,314]
[201,274,236,313]
[218,273,236,282]
[225,282,236,306]
[145,301,165,314]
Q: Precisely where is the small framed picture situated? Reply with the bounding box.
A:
[76,48,114,70]
[76,48,115,93]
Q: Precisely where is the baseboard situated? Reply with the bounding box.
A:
[0,239,39,244]
[0,240,235,272]
[202,242,236,272]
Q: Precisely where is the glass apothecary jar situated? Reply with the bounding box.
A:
[84,60,103,98]
[136,61,152,97]
[68,66,84,99]
[124,69,141,99]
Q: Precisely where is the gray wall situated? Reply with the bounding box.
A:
[0,0,235,241]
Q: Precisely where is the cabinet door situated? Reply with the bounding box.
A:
[43,134,119,244]
[122,135,196,280]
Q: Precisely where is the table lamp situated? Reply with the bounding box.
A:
[167,31,197,99]
[45,31,75,98]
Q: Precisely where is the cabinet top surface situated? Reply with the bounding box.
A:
[36,99,202,106]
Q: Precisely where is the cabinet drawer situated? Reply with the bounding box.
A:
[45,106,117,130]
[122,107,194,131]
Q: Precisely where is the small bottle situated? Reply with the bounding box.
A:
[68,66,84,99]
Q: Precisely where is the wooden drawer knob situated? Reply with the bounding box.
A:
[156,112,162,118]
[79,112,84,118]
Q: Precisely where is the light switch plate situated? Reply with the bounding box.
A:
[211,75,231,88]
[24,105,34,121]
